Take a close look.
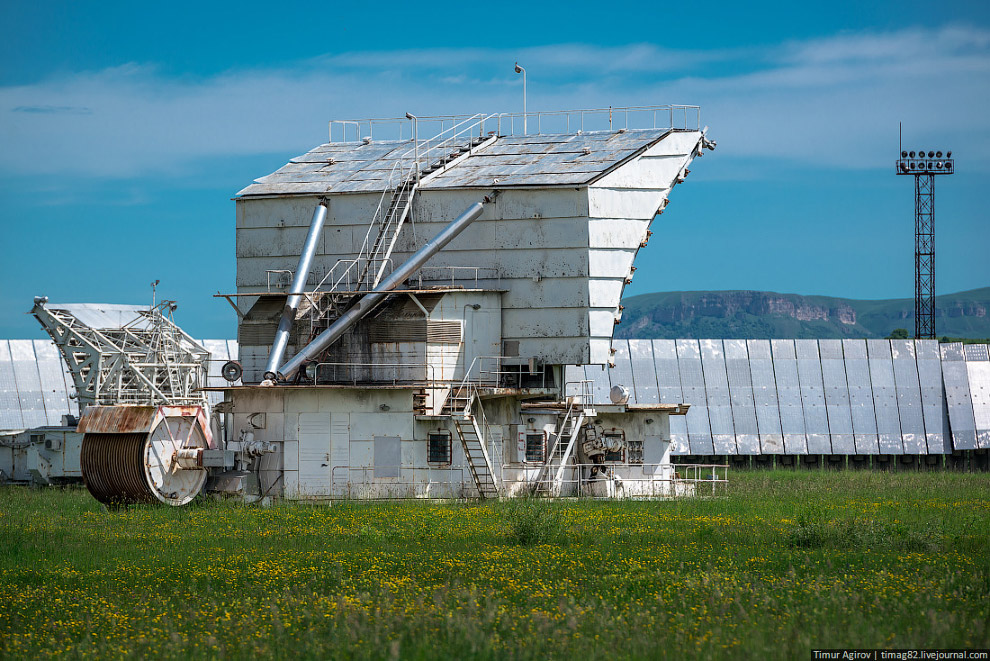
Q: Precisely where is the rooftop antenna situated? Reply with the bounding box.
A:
[151,279,160,309]
[895,128,955,339]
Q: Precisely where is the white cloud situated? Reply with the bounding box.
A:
[0,27,987,179]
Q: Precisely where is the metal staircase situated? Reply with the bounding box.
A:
[451,388,500,499]
[530,381,597,496]
[355,177,418,290]
[532,398,588,496]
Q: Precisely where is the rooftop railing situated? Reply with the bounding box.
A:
[328,104,701,144]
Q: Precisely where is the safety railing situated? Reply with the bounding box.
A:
[266,270,293,292]
[495,105,701,136]
[328,105,701,143]
[313,256,396,295]
[324,462,727,500]
[466,355,551,389]
[533,462,728,498]
[402,113,497,181]
[331,465,469,499]
[412,266,500,289]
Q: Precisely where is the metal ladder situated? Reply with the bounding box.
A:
[354,178,418,290]
[452,389,500,499]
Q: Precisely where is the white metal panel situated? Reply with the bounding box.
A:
[701,340,735,454]
[53,304,150,331]
[653,340,688,454]
[676,339,713,455]
[298,412,331,496]
[941,343,977,450]
[588,187,668,220]
[748,340,783,454]
[772,340,807,454]
[588,249,636,278]
[819,340,855,454]
[796,340,831,455]
[588,280,625,308]
[843,339,879,454]
[0,341,24,431]
[868,340,902,455]
[33,340,71,426]
[916,340,950,454]
[964,345,990,449]
[373,436,401,478]
[891,340,927,454]
[9,340,46,429]
[628,339,659,404]
[330,415,349,495]
[724,339,759,455]
[609,340,637,404]
[584,365,611,405]
[201,339,231,409]
[588,218,651,249]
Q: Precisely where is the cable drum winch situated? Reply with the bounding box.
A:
[77,405,214,506]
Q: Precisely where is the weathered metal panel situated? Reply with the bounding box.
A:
[748,340,783,454]
[724,339,759,455]
[298,412,332,495]
[628,339,659,404]
[677,339,713,455]
[201,339,231,408]
[9,340,47,429]
[916,340,950,454]
[890,340,927,454]
[795,340,831,455]
[77,405,158,434]
[964,344,990,449]
[53,303,151,331]
[240,129,677,196]
[33,340,72,426]
[868,340,903,454]
[941,343,977,450]
[700,340,736,455]
[609,340,637,405]
[584,365,611,405]
[653,340,688,454]
[843,339,879,454]
[772,340,807,454]
[0,341,25,431]
[819,340,855,454]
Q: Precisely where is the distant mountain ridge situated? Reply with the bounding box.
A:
[616,287,990,339]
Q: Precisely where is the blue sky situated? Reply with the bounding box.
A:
[1,0,989,339]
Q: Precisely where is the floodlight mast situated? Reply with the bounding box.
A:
[895,130,955,340]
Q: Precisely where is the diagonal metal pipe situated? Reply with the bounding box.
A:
[272,194,496,381]
[264,199,329,378]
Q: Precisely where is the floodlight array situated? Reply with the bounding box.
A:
[896,149,954,175]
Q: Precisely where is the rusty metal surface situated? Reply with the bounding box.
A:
[77,406,157,434]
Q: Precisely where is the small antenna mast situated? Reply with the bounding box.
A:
[151,279,160,309]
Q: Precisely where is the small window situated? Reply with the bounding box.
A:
[428,431,452,465]
[627,440,644,464]
[525,432,546,463]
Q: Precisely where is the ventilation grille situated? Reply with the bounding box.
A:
[368,320,462,344]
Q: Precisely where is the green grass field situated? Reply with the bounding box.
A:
[2,472,988,659]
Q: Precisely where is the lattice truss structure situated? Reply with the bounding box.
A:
[32,300,209,410]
